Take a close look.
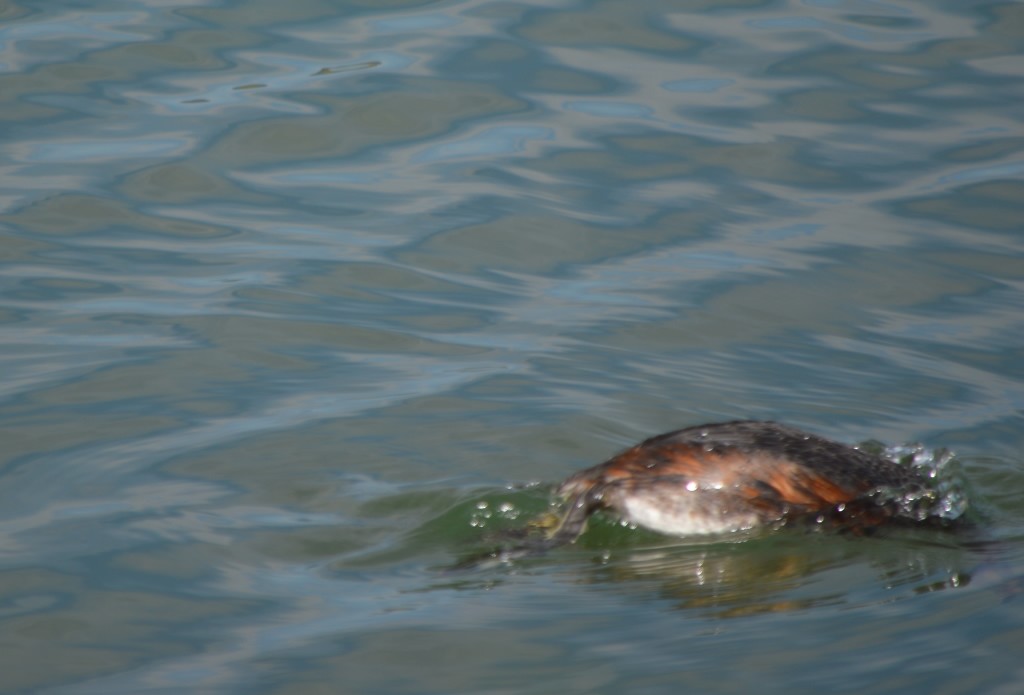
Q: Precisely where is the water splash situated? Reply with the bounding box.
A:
[879,443,969,523]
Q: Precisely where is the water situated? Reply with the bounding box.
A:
[1,0,1022,692]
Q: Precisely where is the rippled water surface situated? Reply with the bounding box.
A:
[2,0,1023,692]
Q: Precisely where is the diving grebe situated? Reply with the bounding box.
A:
[544,420,941,545]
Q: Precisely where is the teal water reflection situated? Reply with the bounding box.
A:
[1,0,1023,692]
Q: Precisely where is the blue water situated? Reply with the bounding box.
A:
[1,0,1023,692]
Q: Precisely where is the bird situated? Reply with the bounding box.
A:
[539,420,944,547]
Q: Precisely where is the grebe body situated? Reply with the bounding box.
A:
[550,420,931,542]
